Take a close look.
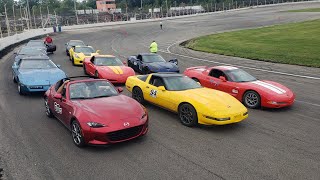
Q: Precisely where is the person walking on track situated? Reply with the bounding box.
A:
[150,40,158,53]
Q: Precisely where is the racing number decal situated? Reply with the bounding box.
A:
[54,102,62,114]
[150,89,157,98]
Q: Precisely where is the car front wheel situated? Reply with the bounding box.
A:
[243,90,261,109]
[132,87,144,104]
[178,103,198,127]
[71,120,86,147]
[44,97,54,118]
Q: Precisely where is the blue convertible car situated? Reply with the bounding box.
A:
[127,53,179,74]
[12,56,67,95]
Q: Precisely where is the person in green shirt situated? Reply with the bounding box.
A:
[150,40,158,53]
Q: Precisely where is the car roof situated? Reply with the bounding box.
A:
[21,56,50,60]
[213,66,239,71]
[151,72,183,78]
[69,40,84,42]
[140,53,159,56]
[94,55,115,58]
[28,40,43,42]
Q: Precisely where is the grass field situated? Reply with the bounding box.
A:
[183,19,320,67]
[287,8,320,12]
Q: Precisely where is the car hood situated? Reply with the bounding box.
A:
[242,80,294,98]
[147,62,178,70]
[179,88,247,112]
[73,95,145,125]
[18,68,66,85]
[97,66,135,76]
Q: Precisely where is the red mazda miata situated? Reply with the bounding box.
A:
[83,55,135,84]
[184,66,295,109]
[44,77,148,147]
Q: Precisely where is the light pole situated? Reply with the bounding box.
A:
[140,0,142,20]
[13,4,17,34]
[165,0,168,17]
[4,3,11,36]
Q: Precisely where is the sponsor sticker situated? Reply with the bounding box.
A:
[150,89,157,98]
[54,102,62,114]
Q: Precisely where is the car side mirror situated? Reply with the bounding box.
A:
[122,61,127,65]
[219,76,227,82]
[54,93,62,99]
[158,86,166,91]
[96,50,101,53]
[117,87,123,93]
[168,58,178,65]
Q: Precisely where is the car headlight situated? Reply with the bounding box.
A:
[204,115,230,121]
[87,122,106,128]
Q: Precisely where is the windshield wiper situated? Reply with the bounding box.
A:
[91,95,114,99]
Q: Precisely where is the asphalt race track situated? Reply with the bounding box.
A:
[1,2,320,180]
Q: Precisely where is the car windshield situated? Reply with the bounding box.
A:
[95,57,123,66]
[75,47,95,53]
[19,48,46,55]
[19,60,57,69]
[69,81,118,100]
[69,41,85,46]
[143,54,166,63]
[27,41,44,47]
[225,69,257,82]
[163,76,202,91]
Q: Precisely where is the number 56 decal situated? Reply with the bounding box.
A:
[150,89,157,98]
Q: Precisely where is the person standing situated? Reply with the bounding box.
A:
[44,34,53,45]
[160,21,163,30]
[150,40,158,53]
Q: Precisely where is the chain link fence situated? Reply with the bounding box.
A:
[0,0,311,38]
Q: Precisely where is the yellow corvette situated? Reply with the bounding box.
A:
[126,73,248,127]
[69,45,100,66]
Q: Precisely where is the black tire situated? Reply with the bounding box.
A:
[44,97,54,118]
[192,78,199,83]
[71,120,86,147]
[83,65,88,75]
[242,90,261,109]
[132,87,145,104]
[178,103,198,127]
[143,67,151,74]
[12,74,17,83]
[18,83,25,95]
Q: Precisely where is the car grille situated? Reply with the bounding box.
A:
[107,125,143,141]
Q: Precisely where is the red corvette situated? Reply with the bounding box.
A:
[83,55,135,84]
[184,66,295,109]
[44,77,148,147]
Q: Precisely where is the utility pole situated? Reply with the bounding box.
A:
[26,0,32,28]
[33,6,36,28]
[19,6,24,31]
[140,0,142,20]
[166,0,168,17]
[74,0,79,24]
[47,6,50,26]
[4,4,11,36]
[0,16,3,38]
[40,6,43,28]
[13,4,17,34]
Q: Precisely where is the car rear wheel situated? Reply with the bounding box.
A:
[178,103,198,127]
[243,90,261,109]
[132,87,144,104]
[71,120,85,147]
[44,97,54,118]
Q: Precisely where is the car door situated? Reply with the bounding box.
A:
[52,83,73,125]
[206,69,235,95]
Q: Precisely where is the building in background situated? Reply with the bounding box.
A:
[96,0,116,12]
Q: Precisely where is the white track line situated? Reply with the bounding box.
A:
[295,100,320,107]
[159,41,320,80]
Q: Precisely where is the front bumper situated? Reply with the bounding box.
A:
[198,112,248,125]
[20,84,51,93]
[73,57,84,65]
[262,96,295,108]
[82,120,148,145]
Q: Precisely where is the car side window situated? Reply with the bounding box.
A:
[137,55,142,61]
[149,76,165,87]
[209,69,228,80]
[61,85,67,98]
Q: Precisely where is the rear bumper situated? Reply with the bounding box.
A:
[20,84,50,93]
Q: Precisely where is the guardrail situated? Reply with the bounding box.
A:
[0,0,318,58]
